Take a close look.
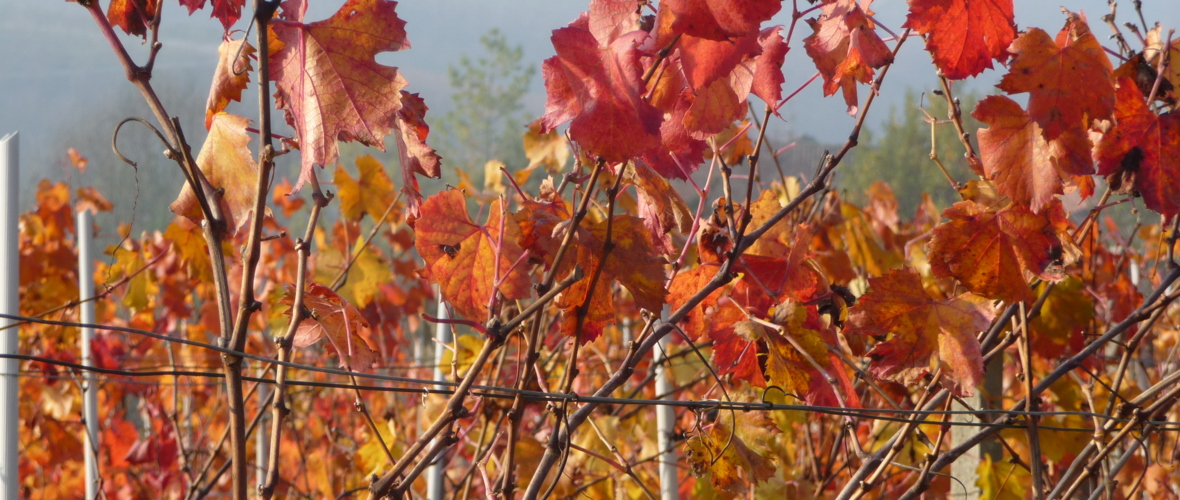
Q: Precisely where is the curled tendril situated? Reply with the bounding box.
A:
[111,117,175,168]
[230,21,257,77]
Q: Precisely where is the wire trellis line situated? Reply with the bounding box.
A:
[7,315,1180,434]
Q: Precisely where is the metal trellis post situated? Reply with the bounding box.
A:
[1,132,20,500]
[426,290,452,500]
[653,333,678,499]
[78,209,100,500]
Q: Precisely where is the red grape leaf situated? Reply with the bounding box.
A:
[588,0,639,45]
[751,26,789,106]
[664,0,782,41]
[107,0,159,38]
[178,0,244,31]
[1094,78,1180,217]
[539,25,661,163]
[973,95,1094,213]
[847,268,994,397]
[390,91,442,219]
[904,0,1015,80]
[205,36,255,130]
[669,229,828,349]
[281,283,378,371]
[517,200,667,343]
[640,92,707,179]
[628,159,692,254]
[997,11,1113,141]
[677,32,761,90]
[271,0,410,192]
[683,77,746,137]
[335,155,395,221]
[414,190,531,323]
[736,303,860,407]
[927,200,1066,303]
[803,0,895,115]
[170,113,258,234]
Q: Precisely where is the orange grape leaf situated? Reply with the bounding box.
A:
[271,177,305,218]
[170,113,259,234]
[848,268,994,397]
[391,91,442,218]
[973,95,1094,213]
[205,36,255,129]
[66,148,88,172]
[414,190,531,323]
[927,200,1065,303]
[685,410,778,495]
[34,181,74,241]
[335,155,395,221]
[271,0,410,191]
[539,23,661,163]
[996,11,1113,141]
[282,283,379,371]
[904,0,1015,80]
[76,187,113,214]
[803,0,895,115]
[1094,78,1180,217]
[107,0,159,38]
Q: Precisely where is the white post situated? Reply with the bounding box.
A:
[255,362,270,492]
[426,290,451,500]
[1,132,21,500]
[77,209,99,499]
[653,334,678,500]
[950,353,1002,499]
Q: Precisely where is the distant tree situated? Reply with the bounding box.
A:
[840,88,981,214]
[437,29,535,173]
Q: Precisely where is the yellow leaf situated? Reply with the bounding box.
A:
[339,235,392,309]
[977,455,1029,500]
[439,334,485,377]
[522,118,569,172]
[356,420,399,476]
[483,160,506,195]
[336,155,395,220]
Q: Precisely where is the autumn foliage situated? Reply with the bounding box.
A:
[13,0,1180,499]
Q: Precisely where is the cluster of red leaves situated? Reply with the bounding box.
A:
[39,0,1180,498]
[538,0,789,179]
